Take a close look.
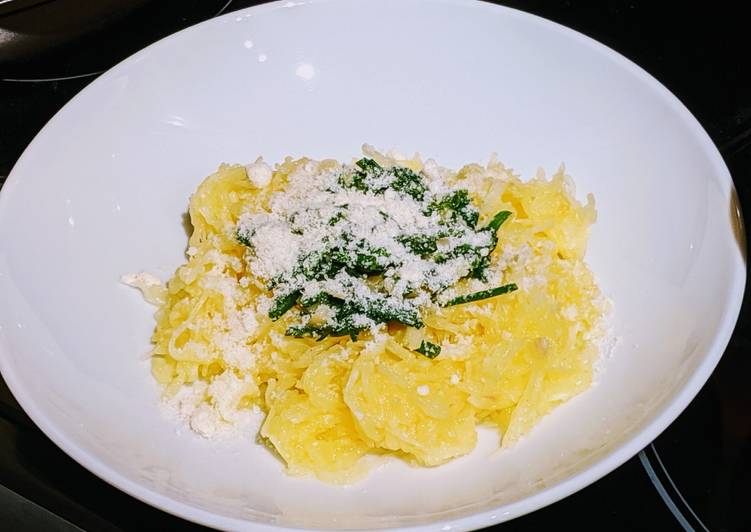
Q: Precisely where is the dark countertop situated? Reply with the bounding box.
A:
[1,1,748,530]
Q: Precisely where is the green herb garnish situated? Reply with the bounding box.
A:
[427,189,480,227]
[486,210,512,232]
[443,283,518,307]
[269,290,301,320]
[415,340,441,359]
[238,157,517,341]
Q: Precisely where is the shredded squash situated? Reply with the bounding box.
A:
[146,150,607,480]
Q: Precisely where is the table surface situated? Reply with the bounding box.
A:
[0,1,748,531]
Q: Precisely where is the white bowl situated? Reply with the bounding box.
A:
[0,0,745,530]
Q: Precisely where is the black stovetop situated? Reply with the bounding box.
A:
[0,1,748,530]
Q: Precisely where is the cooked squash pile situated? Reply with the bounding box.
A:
[137,147,608,480]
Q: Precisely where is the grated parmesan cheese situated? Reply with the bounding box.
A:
[245,158,273,188]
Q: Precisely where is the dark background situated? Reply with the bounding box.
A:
[0,1,748,530]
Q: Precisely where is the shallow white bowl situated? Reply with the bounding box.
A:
[0,0,745,530]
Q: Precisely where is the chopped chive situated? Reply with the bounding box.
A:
[236,229,253,248]
[415,340,441,359]
[269,290,301,320]
[328,211,346,226]
[486,210,512,232]
[299,292,341,308]
[396,234,438,255]
[390,166,427,200]
[285,320,366,341]
[355,158,383,173]
[443,283,518,307]
[428,189,479,227]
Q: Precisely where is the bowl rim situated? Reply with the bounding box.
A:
[0,0,746,530]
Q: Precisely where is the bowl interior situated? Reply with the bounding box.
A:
[0,0,744,529]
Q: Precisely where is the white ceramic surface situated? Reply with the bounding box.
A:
[0,0,745,530]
